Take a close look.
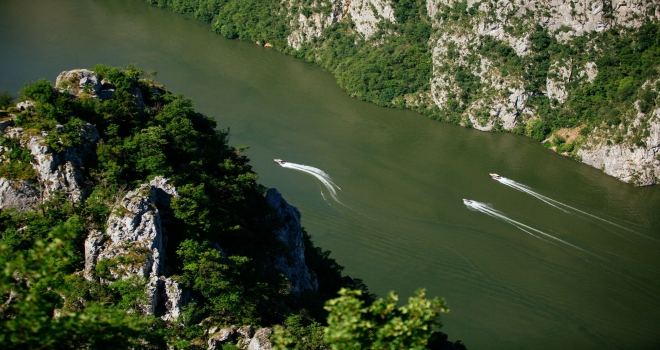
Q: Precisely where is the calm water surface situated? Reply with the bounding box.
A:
[1,0,660,348]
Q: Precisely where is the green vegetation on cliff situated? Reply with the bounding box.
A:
[144,0,433,108]
[142,0,660,162]
[0,66,463,349]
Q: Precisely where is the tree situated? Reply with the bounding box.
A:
[271,314,326,350]
[0,223,164,349]
[323,288,449,350]
[0,91,13,110]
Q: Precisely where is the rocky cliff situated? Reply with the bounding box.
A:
[150,0,660,186]
[0,67,332,348]
[423,0,660,185]
[266,188,318,294]
[285,0,660,185]
[0,120,99,212]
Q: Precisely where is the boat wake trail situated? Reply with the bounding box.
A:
[465,200,660,297]
[276,161,384,221]
[494,176,657,241]
[464,200,599,257]
[279,162,341,199]
[497,177,569,213]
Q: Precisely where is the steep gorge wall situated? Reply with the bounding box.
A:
[423,0,660,185]
[147,0,660,185]
[1,68,323,349]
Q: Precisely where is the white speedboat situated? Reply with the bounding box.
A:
[463,198,473,204]
[274,159,285,166]
[489,173,502,179]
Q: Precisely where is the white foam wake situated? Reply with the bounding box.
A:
[493,175,657,241]
[279,161,340,197]
[464,200,599,257]
[497,177,569,213]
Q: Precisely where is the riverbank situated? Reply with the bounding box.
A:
[144,0,660,186]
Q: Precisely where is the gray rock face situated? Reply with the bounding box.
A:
[266,188,318,294]
[27,123,99,203]
[55,69,144,105]
[0,178,39,212]
[89,177,191,318]
[248,328,272,350]
[286,0,396,49]
[55,69,101,97]
[206,325,268,350]
[236,325,254,349]
[547,61,572,104]
[161,277,192,322]
[0,123,99,212]
[577,107,660,186]
[96,176,178,280]
[15,100,34,111]
[348,0,396,39]
[84,230,106,281]
[207,327,236,350]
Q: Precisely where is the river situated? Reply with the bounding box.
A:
[1,0,659,348]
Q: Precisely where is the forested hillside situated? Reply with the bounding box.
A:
[0,66,464,349]
[143,0,660,186]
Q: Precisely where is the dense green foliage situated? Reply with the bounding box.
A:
[0,136,37,180]
[145,0,290,46]
[143,0,660,153]
[0,66,459,348]
[271,314,326,350]
[0,90,13,109]
[271,289,465,350]
[294,0,432,107]
[0,221,165,349]
[478,22,660,144]
[321,288,463,350]
[144,0,432,108]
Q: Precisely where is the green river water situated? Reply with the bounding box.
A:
[1,0,660,348]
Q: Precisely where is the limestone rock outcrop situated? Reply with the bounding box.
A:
[0,122,99,212]
[55,68,144,106]
[83,230,105,281]
[547,61,572,104]
[578,107,660,185]
[287,0,396,49]
[56,69,101,97]
[86,176,192,319]
[206,326,270,350]
[348,0,396,39]
[95,176,177,280]
[286,0,348,50]
[160,277,192,322]
[208,326,237,350]
[0,178,40,212]
[248,328,273,350]
[266,188,318,294]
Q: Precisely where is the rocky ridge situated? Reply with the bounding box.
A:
[577,105,660,185]
[286,0,396,49]
[85,176,187,318]
[266,188,318,294]
[424,1,660,186]
[0,120,99,212]
[207,325,273,350]
[1,69,324,348]
[282,0,660,185]
[55,68,144,106]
